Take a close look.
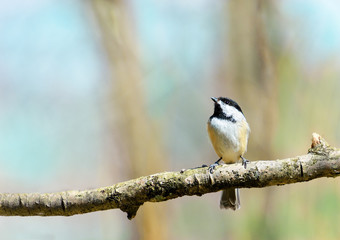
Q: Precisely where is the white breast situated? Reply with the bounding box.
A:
[207,115,249,163]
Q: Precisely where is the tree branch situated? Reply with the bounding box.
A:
[1,133,339,219]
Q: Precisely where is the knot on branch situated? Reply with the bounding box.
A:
[121,204,140,220]
[308,133,336,156]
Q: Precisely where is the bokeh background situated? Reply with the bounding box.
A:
[1,0,340,239]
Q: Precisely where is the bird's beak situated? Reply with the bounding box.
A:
[211,97,218,103]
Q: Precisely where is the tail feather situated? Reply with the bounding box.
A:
[220,188,240,210]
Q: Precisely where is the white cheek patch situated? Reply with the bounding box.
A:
[219,102,245,123]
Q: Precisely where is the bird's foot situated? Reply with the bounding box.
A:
[208,157,222,174]
[241,156,249,169]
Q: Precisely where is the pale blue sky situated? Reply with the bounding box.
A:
[282,0,340,62]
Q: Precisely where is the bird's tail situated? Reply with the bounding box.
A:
[220,188,240,210]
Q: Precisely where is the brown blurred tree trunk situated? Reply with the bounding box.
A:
[222,0,278,238]
[225,0,277,157]
[92,1,168,239]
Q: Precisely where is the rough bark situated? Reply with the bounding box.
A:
[0,133,338,219]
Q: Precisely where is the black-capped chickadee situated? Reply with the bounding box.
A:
[207,97,250,210]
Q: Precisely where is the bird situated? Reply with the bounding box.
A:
[207,97,250,210]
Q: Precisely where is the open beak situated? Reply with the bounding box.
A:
[211,97,218,103]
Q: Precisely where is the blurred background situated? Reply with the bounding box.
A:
[0,0,340,239]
